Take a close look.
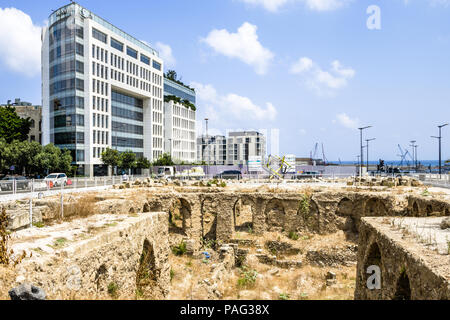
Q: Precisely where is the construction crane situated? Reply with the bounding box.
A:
[321,143,328,165]
[310,143,319,160]
[397,144,413,167]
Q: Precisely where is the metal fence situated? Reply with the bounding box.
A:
[0,173,359,200]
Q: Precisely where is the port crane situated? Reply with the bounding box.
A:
[397,144,414,167]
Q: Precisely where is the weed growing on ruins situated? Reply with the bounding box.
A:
[50,237,68,249]
[172,241,187,256]
[33,222,45,228]
[421,189,430,197]
[170,268,175,282]
[299,292,309,300]
[279,293,290,300]
[237,266,258,288]
[107,282,119,299]
[288,231,299,241]
[299,193,311,219]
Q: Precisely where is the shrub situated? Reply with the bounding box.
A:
[288,231,299,241]
[279,293,290,300]
[172,241,187,256]
[237,266,258,288]
[107,282,119,299]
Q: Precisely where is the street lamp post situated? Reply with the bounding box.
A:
[410,140,418,170]
[205,118,209,176]
[366,138,376,175]
[358,126,372,177]
[431,123,448,177]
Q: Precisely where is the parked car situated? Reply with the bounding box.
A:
[44,173,68,187]
[214,170,242,180]
[296,171,322,179]
[0,176,30,191]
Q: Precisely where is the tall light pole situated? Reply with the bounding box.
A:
[366,138,376,174]
[431,123,448,177]
[410,140,417,169]
[205,118,209,176]
[168,138,172,157]
[358,126,372,177]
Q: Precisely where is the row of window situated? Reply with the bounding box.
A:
[112,121,144,135]
[50,60,84,79]
[111,91,143,108]
[49,42,84,63]
[92,61,108,80]
[173,105,196,120]
[93,79,108,96]
[112,107,143,121]
[112,136,144,149]
[50,78,84,95]
[172,116,196,130]
[54,131,85,145]
[93,130,109,146]
[53,114,84,129]
[49,23,83,45]
[153,137,163,150]
[51,96,84,112]
[92,27,161,71]
[92,113,109,129]
[92,44,109,64]
[92,96,109,113]
[152,124,163,137]
[93,147,106,159]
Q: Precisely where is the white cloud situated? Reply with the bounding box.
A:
[239,0,290,12]
[290,57,355,94]
[303,0,350,11]
[0,8,42,77]
[335,113,360,129]
[201,22,274,75]
[191,81,277,123]
[238,0,351,12]
[155,42,176,69]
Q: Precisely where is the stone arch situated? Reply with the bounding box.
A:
[426,204,433,216]
[364,242,382,273]
[136,239,159,298]
[336,198,357,237]
[362,241,383,299]
[201,197,218,241]
[265,199,286,231]
[168,198,192,236]
[297,198,320,233]
[365,198,387,216]
[233,197,255,232]
[336,198,353,217]
[412,201,419,216]
[393,270,411,300]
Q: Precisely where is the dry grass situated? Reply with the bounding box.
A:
[45,195,98,223]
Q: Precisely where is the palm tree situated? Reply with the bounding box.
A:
[165,70,177,81]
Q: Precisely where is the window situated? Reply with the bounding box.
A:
[111,38,124,52]
[127,46,138,59]
[152,60,161,71]
[92,28,107,43]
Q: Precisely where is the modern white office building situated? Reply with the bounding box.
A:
[226,131,266,166]
[42,3,164,176]
[197,135,227,165]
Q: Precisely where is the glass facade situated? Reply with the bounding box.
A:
[127,46,138,59]
[48,15,86,164]
[111,38,124,52]
[111,90,144,155]
[164,78,196,104]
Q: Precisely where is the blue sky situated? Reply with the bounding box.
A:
[0,0,449,161]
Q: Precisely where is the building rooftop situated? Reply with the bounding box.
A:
[48,2,159,57]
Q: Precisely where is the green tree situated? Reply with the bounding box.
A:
[136,157,151,170]
[119,151,137,173]
[34,144,72,175]
[0,106,32,143]
[165,70,177,81]
[101,148,120,174]
[153,153,174,166]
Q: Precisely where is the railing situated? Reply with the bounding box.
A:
[0,173,359,201]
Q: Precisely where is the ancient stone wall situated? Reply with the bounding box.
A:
[9,212,170,300]
[354,217,449,300]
